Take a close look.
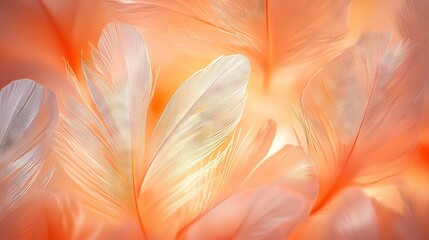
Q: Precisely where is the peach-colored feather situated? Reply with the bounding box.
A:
[396,0,429,152]
[372,194,419,240]
[182,139,317,239]
[0,0,111,94]
[290,188,379,240]
[397,0,429,46]
[0,191,106,240]
[55,21,319,239]
[184,185,308,240]
[287,32,429,239]
[300,33,427,210]
[398,154,429,239]
[108,0,351,88]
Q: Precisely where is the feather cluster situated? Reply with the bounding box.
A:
[1,0,429,239]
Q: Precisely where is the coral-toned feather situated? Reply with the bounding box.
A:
[108,0,351,87]
[301,33,427,208]
[397,0,429,45]
[291,188,378,240]
[185,184,308,240]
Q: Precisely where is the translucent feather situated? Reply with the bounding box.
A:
[180,121,318,239]
[140,54,249,239]
[301,32,427,209]
[57,22,153,221]
[108,0,351,87]
[291,188,378,240]
[185,185,308,240]
[0,79,58,217]
[396,0,429,46]
[57,21,251,239]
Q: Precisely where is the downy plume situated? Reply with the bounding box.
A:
[57,21,318,239]
[108,0,351,87]
[290,187,379,240]
[301,33,426,206]
[0,80,58,217]
[57,22,249,239]
[182,120,318,240]
[396,0,429,46]
[292,32,427,239]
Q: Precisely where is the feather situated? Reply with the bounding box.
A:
[140,54,249,239]
[108,0,351,87]
[0,79,58,217]
[57,21,251,239]
[240,144,318,204]
[291,188,378,240]
[399,159,429,239]
[301,33,427,209]
[396,0,429,148]
[225,119,277,190]
[177,121,317,239]
[0,191,105,240]
[57,22,152,221]
[396,0,429,46]
[372,194,419,240]
[363,182,405,215]
[0,0,110,93]
[184,184,308,240]
[220,120,317,201]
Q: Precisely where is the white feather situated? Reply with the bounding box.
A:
[140,54,249,239]
[57,22,251,238]
[0,79,58,217]
[57,22,152,221]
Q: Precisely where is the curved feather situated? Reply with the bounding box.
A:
[177,122,317,240]
[396,0,429,46]
[140,54,249,239]
[57,21,252,238]
[108,0,351,87]
[0,191,104,240]
[396,0,429,148]
[0,79,58,217]
[219,120,317,202]
[184,184,308,240]
[227,120,276,184]
[399,159,429,239]
[57,22,152,221]
[291,188,378,240]
[301,33,427,209]
[0,0,111,93]
[372,194,419,240]
[240,144,318,205]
